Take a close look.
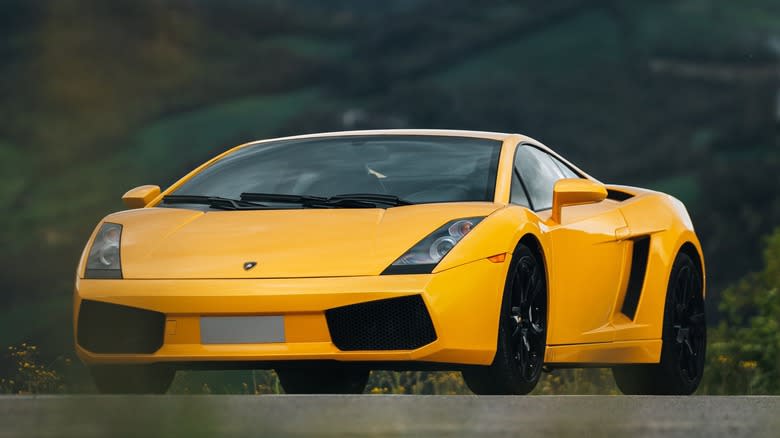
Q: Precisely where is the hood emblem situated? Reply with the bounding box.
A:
[243,261,257,271]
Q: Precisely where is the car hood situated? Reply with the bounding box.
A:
[103,203,502,279]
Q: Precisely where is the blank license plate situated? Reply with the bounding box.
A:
[200,316,285,344]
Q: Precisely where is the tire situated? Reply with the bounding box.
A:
[275,365,369,394]
[462,243,547,395]
[90,364,175,394]
[612,251,706,395]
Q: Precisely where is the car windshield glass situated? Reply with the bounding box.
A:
[165,135,501,206]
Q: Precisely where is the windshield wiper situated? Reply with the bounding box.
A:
[330,193,413,206]
[162,195,268,210]
[239,193,328,204]
[240,192,375,208]
[240,192,410,208]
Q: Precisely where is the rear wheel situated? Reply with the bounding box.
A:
[612,251,706,395]
[275,365,369,394]
[463,243,547,395]
[90,364,175,394]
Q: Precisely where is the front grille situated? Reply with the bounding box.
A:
[325,295,437,351]
[77,300,165,354]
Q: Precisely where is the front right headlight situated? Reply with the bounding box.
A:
[85,223,123,279]
[381,217,484,275]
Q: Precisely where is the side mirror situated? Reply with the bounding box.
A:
[551,179,607,223]
[122,185,161,209]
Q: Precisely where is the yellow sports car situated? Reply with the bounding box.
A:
[74,129,706,395]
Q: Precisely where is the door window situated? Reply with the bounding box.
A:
[548,155,581,179]
[514,146,566,210]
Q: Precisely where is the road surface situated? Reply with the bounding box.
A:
[1,395,777,437]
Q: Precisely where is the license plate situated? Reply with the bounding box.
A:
[200,316,285,344]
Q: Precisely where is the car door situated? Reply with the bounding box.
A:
[513,145,629,345]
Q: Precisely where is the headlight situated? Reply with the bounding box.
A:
[85,223,123,279]
[382,217,484,275]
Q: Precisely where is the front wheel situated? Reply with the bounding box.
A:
[90,364,175,394]
[463,244,547,395]
[275,365,369,394]
[612,251,706,395]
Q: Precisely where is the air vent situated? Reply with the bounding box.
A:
[621,236,651,319]
[607,189,634,202]
[325,295,437,351]
[77,300,165,354]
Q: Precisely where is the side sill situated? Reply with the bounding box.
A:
[544,339,662,364]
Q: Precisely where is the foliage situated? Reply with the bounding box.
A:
[170,370,283,395]
[0,343,69,394]
[534,369,618,395]
[701,227,780,394]
[366,371,471,395]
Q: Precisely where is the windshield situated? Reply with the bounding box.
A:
[165,135,501,207]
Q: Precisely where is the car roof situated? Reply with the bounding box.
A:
[244,129,516,143]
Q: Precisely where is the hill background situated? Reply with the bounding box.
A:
[0,0,777,393]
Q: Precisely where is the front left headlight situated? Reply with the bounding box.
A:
[85,223,123,279]
[382,217,484,275]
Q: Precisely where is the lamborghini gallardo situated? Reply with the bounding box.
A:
[74,130,706,395]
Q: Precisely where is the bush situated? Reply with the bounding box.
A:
[0,343,69,394]
[701,227,780,394]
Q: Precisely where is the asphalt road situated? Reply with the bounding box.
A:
[1,395,778,437]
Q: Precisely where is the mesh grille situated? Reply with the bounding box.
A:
[325,295,437,351]
[77,300,165,354]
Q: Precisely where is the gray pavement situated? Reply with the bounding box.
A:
[1,395,778,437]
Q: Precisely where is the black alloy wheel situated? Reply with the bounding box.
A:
[612,251,706,395]
[463,243,547,395]
[669,260,707,384]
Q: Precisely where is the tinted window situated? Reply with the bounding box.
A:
[514,145,565,210]
[170,135,502,205]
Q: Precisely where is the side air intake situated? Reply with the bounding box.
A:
[621,236,651,319]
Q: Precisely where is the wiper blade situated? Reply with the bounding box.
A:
[239,193,328,204]
[162,195,268,210]
[240,192,383,209]
[330,193,413,206]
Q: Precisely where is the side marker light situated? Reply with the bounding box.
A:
[487,253,506,263]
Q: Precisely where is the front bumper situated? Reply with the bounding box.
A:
[74,258,509,367]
